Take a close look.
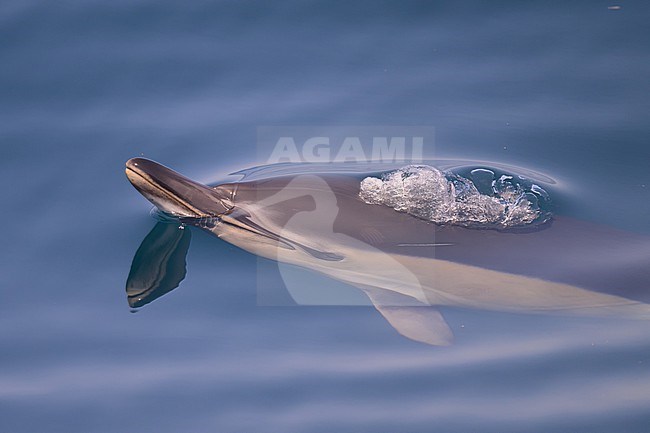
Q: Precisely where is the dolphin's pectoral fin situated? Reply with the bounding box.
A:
[374,305,453,346]
[357,285,454,346]
[126,222,192,309]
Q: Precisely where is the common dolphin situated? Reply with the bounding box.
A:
[125,157,650,345]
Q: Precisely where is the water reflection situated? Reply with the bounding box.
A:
[126,222,191,309]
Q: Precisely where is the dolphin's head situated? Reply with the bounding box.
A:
[125,158,233,218]
[125,157,297,250]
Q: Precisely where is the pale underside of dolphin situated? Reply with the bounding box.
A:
[125,158,650,345]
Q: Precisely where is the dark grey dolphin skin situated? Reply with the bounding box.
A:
[125,158,650,345]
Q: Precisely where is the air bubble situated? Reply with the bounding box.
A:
[359,165,552,229]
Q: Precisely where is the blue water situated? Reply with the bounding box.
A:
[2,1,650,432]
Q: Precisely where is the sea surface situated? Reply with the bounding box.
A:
[2,1,650,432]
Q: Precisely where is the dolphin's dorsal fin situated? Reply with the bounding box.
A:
[357,285,454,346]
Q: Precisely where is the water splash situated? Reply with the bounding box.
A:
[359,165,552,229]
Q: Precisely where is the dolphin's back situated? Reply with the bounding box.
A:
[232,174,650,305]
